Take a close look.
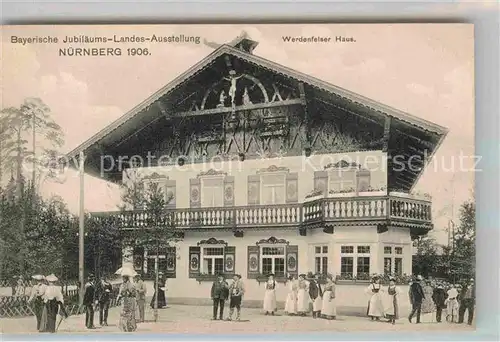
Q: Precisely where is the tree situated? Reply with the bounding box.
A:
[449,199,475,281]
[118,170,179,322]
[0,98,64,196]
[412,237,440,278]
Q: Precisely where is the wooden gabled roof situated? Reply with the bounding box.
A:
[67,41,448,190]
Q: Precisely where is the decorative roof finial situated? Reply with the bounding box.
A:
[202,31,259,54]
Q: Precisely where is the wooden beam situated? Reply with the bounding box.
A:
[174,98,305,117]
[382,117,391,152]
[313,97,384,127]
[393,127,436,149]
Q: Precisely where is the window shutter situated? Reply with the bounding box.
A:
[224,246,236,276]
[356,169,371,192]
[190,178,201,208]
[285,172,299,203]
[188,246,201,278]
[313,171,328,195]
[286,245,298,278]
[247,246,260,279]
[165,247,176,278]
[247,175,260,205]
[223,176,235,207]
[165,179,176,208]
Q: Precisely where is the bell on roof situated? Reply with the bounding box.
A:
[230,31,259,54]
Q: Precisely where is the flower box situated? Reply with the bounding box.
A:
[329,192,356,198]
[358,190,387,197]
[389,191,431,201]
[304,194,324,202]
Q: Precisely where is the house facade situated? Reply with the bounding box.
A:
[69,34,447,303]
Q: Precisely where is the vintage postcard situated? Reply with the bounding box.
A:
[0,24,475,334]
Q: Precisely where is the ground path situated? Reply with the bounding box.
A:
[1,304,474,335]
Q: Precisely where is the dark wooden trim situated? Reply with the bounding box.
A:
[382,117,391,152]
[174,98,304,117]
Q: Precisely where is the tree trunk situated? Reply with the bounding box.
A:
[32,110,36,195]
[154,242,159,322]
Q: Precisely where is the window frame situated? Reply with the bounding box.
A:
[314,245,329,275]
[260,172,287,205]
[200,244,225,275]
[328,167,357,193]
[340,244,371,278]
[200,176,225,208]
[259,244,286,278]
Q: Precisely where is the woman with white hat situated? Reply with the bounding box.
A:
[116,267,137,332]
[41,274,66,333]
[28,275,47,331]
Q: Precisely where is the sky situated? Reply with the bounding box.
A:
[1,24,475,245]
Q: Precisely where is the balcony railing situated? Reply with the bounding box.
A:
[91,193,432,230]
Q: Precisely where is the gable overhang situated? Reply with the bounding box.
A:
[66,44,448,190]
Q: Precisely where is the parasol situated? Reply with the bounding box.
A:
[115,266,137,277]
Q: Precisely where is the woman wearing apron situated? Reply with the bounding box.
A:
[321,274,337,320]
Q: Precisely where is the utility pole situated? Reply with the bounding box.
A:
[78,151,85,305]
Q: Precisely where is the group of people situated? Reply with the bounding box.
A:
[81,270,152,332]
[27,270,475,332]
[406,276,475,325]
[28,274,68,333]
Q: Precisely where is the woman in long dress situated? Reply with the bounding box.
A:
[284,275,297,315]
[421,280,435,316]
[321,274,337,320]
[40,274,67,333]
[263,274,277,315]
[296,274,311,316]
[383,277,400,324]
[365,275,384,321]
[117,274,137,332]
[150,272,166,309]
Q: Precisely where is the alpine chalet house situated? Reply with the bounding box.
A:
[67,34,447,304]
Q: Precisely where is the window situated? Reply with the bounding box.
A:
[357,257,370,277]
[341,246,354,254]
[395,247,403,255]
[341,257,354,277]
[341,244,370,278]
[357,246,370,254]
[261,174,286,205]
[384,257,392,275]
[202,247,224,275]
[314,245,329,275]
[395,258,403,276]
[328,169,356,192]
[201,178,224,207]
[261,246,286,277]
[144,247,177,279]
[384,246,392,254]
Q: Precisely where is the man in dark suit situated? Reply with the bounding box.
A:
[431,282,448,322]
[408,275,425,324]
[458,278,475,325]
[83,274,98,329]
[210,274,229,320]
[97,275,113,326]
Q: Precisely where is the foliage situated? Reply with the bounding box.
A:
[0,186,76,279]
[118,171,179,321]
[412,237,440,278]
[448,199,475,280]
[0,98,64,192]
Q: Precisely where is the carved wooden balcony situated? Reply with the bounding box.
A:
[91,193,432,236]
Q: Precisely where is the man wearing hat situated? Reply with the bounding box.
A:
[431,282,447,323]
[134,273,147,323]
[445,283,459,322]
[458,278,475,325]
[83,274,98,329]
[226,274,245,321]
[308,273,323,319]
[42,274,66,333]
[28,275,47,331]
[210,274,229,320]
[408,275,425,323]
[97,275,113,326]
